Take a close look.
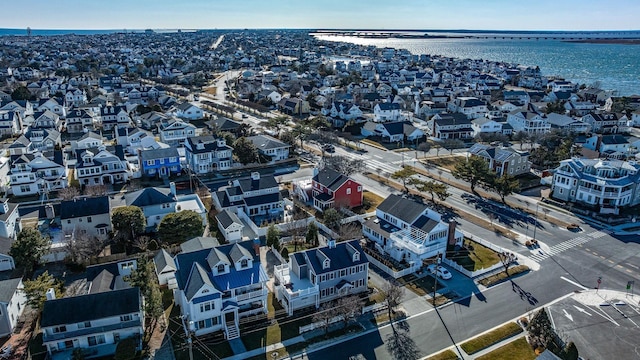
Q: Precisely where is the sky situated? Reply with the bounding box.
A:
[3,0,640,31]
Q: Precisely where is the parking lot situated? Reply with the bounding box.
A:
[548,290,640,360]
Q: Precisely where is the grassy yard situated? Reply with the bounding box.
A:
[365,285,385,306]
[424,349,459,360]
[460,322,523,355]
[475,337,536,360]
[478,265,530,287]
[398,274,442,297]
[450,239,501,272]
[424,156,463,172]
[241,294,312,351]
[353,190,385,214]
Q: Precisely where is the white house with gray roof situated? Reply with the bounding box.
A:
[185,135,233,173]
[216,209,244,243]
[551,158,640,214]
[247,135,290,162]
[0,278,26,337]
[40,287,143,359]
[157,118,196,147]
[274,240,369,315]
[122,183,207,230]
[363,194,463,273]
[171,102,203,120]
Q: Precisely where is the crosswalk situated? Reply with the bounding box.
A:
[529,230,612,262]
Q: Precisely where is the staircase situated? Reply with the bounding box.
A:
[225,322,240,339]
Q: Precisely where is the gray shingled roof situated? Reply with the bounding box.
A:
[41,287,141,327]
[154,249,176,273]
[185,263,213,301]
[216,209,241,230]
[376,194,427,224]
[229,243,253,264]
[0,278,21,303]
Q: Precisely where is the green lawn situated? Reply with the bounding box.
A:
[478,265,530,287]
[424,349,459,360]
[460,322,523,355]
[475,337,536,360]
[450,239,501,271]
[241,294,312,350]
[424,156,463,172]
[398,274,442,297]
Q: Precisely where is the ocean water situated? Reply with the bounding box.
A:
[315,34,640,96]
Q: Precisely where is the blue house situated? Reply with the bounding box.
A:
[139,147,181,178]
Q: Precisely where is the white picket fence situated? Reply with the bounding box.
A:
[442,231,510,279]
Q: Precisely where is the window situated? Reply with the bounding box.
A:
[120,314,133,322]
[240,259,248,268]
[53,326,67,333]
[217,264,225,273]
[357,186,362,192]
[87,334,106,346]
[146,160,155,166]
[169,157,177,162]
[200,301,214,312]
[113,333,120,342]
[67,220,71,224]
[77,321,91,329]
[346,188,351,195]
[87,217,92,223]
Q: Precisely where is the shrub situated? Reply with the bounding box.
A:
[114,338,137,360]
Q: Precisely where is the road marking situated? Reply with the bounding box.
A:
[573,305,592,316]
[530,230,609,263]
[560,276,589,290]
[595,307,620,326]
[373,155,383,159]
[628,263,640,270]
[563,309,574,322]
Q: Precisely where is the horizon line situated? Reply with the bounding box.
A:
[2,27,640,32]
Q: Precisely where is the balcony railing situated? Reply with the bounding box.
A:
[236,288,267,302]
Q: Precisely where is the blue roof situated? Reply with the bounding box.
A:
[174,240,268,295]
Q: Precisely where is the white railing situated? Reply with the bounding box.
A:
[236,288,267,302]
[286,285,319,299]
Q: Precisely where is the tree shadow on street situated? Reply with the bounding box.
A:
[511,280,539,306]
[386,321,421,360]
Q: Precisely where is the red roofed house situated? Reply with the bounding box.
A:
[311,168,363,211]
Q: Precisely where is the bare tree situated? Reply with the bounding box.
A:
[312,302,336,335]
[382,281,405,325]
[132,236,157,253]
[64,231,107,264]
[337,222,362,242]
[321,155,365,176]
[498,252,517,276]
[335,295,364,328]
[84,184,108,197]
[58,186,80,201]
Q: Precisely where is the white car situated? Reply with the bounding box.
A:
[427,264,452,280]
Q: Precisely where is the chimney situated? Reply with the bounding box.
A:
[327,239,336,249]
[447,220,457,246]
[45,288,56,301]
[170,182,176,196]
[253,238,260,256]
[45,203,55,219]
[312,167,319,177]
[251,172,260,181]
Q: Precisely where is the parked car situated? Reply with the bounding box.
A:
[322,144,335,153]
[427,264,452,280]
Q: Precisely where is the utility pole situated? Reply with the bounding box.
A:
[181,315,194,360]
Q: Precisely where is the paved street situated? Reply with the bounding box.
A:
[279,141,640,359]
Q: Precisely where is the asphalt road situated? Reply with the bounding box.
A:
[289,142,640,359]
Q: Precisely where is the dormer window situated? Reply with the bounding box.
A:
[240,259,248,268]
[323,259,330,269]
[217,264,225,273]
[353,252,360,262]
